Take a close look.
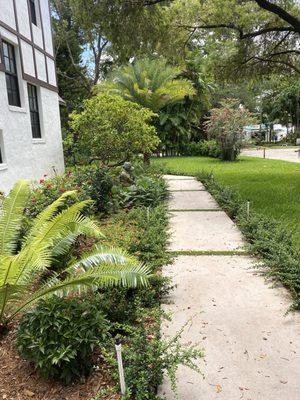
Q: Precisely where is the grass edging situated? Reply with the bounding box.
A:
[169,250,249,256]
[197,171,300,311]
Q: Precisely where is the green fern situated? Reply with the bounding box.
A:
[0,181,151,326]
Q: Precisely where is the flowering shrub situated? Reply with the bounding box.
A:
[205,99,255,161]
[26,167,116,220]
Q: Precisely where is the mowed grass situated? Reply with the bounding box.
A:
[153,156,300,246]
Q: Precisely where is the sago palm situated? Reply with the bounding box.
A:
[0,181,150,328]
[97,58,195,112]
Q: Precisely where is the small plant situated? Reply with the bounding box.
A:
[106,315,203,400]
[119,176,168,208]
[17,296,110,383]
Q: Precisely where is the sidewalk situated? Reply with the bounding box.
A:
[159,175,300,400]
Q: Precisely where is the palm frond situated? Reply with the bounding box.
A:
[0,181,30,256]
[69,244,137,272]
[8,263,151,320]
[25,190,77,242]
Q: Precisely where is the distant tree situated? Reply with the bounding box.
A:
[69,94,160,165]
[205,99,255,161]
[51,0,91,129]
[165,0,300,79]
[262,78,300,139]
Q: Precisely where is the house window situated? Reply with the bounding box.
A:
[0,132,5,165]
[3,41,21,107]
[28,84,41,139]
[29,0,37,26]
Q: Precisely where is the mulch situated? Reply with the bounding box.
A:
[0,327,121,400]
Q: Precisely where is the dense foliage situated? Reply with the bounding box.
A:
[17,297,110,383]
[69,94,159,164]
[205,99,254,160]
[0,181,150,327]
[180,140,221,158]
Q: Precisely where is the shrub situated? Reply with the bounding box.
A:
[106,314,203,400]
[74,167,116,213]
[118,176,168,208]
[26,167,116,220]
[180,140,221,158]
[204,98,255,161]
[17,297,110,383]
[69,94,160,164]
[0,181,150,327]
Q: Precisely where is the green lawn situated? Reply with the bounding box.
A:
[153,156,300,246]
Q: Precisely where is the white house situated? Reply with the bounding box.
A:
[0,0,64,192]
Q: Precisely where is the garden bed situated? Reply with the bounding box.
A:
[0,328,120,400]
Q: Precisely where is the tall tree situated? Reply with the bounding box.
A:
[163,0,300,78]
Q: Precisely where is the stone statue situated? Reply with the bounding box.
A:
[119,162,135,186]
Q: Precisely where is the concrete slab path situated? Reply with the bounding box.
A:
[160,175,300,400]
[242,148,300,163]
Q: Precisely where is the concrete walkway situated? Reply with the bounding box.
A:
[242,148,300,163]
[159,175,300,400]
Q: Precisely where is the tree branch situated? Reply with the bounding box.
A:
[176,23,295,39]
[254,0,300,34]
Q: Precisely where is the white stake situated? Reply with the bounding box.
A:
[246,201,250,219]
[115,341,126,395]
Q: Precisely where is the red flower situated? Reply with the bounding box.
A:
[59,187,66,193]
[39,179,45,184]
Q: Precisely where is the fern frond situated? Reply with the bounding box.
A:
[0,181,30,256]
[8,263,151,320]
[69,244,136,272]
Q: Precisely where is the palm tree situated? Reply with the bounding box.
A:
[97,58,195,113]
[97,58,195,162]
[0,181,150,328]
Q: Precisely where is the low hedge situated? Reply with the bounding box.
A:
[180,140,221,158]
[198,172,300,311]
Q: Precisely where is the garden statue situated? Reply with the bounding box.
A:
[119,162,135,186]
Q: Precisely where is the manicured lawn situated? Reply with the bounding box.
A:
[154,156,300,246]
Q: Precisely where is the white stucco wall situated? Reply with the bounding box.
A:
[0,0,65,193]
[0,0,16,29]
[0,72,65,193]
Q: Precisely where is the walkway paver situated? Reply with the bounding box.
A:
[242,148,300,163]
[169,211,244,251]
[169,191,219,210]
[160,175,300,400]
[167,179,205,191]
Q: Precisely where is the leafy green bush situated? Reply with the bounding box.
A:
[26,167,116,220]
[180,140,221,158]
[17,297,110,383]
[74,167,116,213]
[198,172,300,310]
[119,176,168,208]
[69,93,160,164]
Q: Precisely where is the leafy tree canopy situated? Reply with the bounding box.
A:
[69,93,160,164]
